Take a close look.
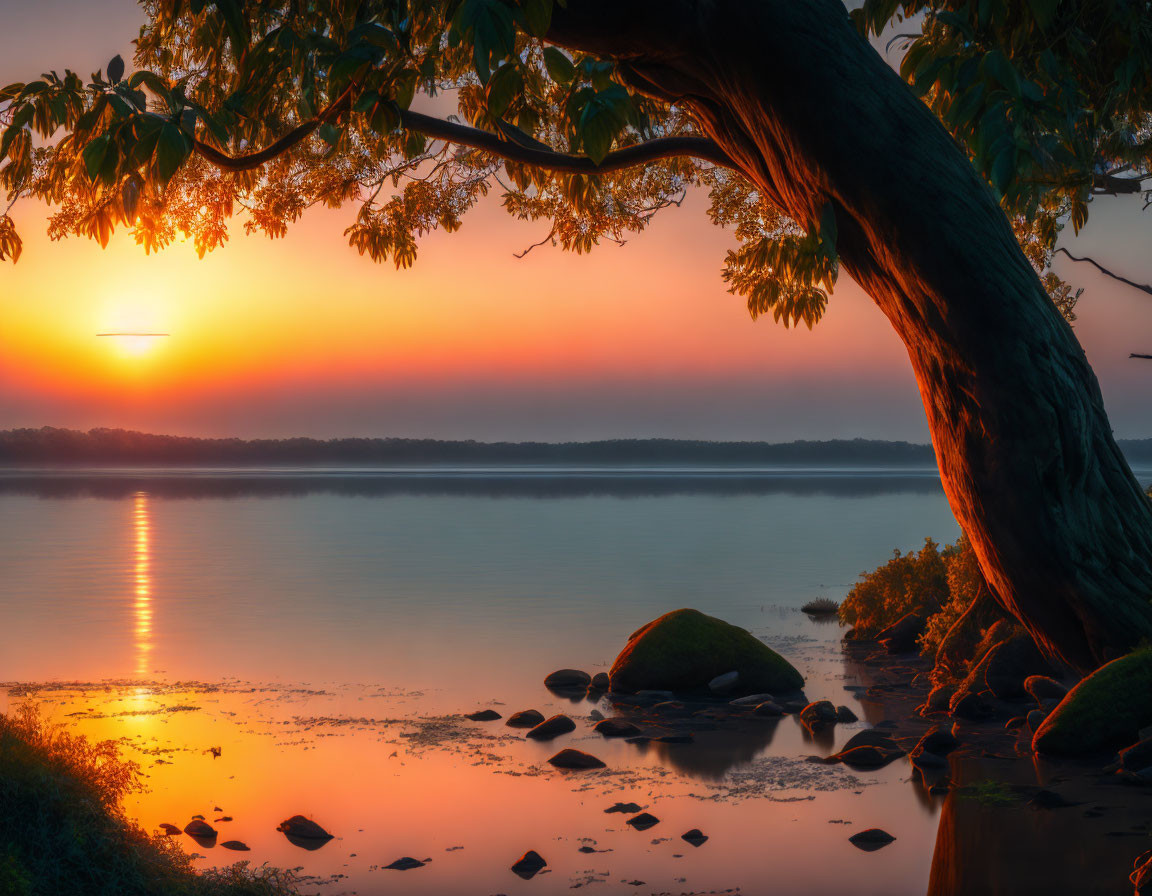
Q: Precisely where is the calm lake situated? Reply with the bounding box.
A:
[4,467,1139,895]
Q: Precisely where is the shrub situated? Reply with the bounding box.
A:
[0,704,297,896]
[801,597,840,615]
[919,534,988,658]
[838,538,951,637]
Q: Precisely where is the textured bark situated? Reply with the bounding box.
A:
[550,0,1152,670]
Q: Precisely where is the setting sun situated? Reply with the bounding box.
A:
[97,332,170,358]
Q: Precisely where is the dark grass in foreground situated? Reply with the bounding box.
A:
[0,705,296,896]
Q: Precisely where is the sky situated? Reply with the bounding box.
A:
[1,0,1150,442]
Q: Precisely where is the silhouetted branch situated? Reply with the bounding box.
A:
[1056,247,1152,297]
[190,98,735,174]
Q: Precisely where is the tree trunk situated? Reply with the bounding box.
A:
[550,0,1152,671]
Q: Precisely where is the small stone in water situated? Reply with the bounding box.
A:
[627,813,660,831]
[385,857,426,870]
[465,709,502,721]
[511,850,547,879]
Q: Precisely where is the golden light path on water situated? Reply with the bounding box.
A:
[132,491,152,679]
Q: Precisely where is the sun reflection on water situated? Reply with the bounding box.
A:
[132,491,153,679]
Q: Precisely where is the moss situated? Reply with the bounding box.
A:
[0,704,297,896]
[1033,647,1152,757]
[608,608,804,695]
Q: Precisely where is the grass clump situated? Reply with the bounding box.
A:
[801,597,840,616]
[0,704,297,896]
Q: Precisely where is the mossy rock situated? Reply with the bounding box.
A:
[608,609,803,696]
[1033,647,1152,757]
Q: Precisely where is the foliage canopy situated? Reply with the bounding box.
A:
[1,0,1149,326]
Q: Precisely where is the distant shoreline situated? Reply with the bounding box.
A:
[3,426,1152,467]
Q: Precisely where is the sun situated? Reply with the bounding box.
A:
[97,332,170,358]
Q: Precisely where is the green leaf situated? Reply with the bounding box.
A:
[577,85,629,165]
[82,133,112,181]
[156,122,188,182]
[523,0,552,37]
[107,55,125,84]
[369,100,400,134]
[214,0,247,55]
[486,63,522,117]
[543,47,575,84]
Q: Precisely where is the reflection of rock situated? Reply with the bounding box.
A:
[548,748,605,769]
[849,828,895,850]
[526,714,576,741]
[607,609,803,696]
[646,720,782,778]
[511,850,547,879]
[220,840,250,851]
[159,823,181,836]
[277,815,334,850]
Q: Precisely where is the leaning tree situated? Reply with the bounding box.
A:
[2,0,1151,670]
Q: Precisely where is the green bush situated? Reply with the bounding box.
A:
[920,534,988,658]
[0,704,297,896]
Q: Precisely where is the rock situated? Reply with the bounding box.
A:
[1027,708,1049,732]
[1024,675,1068,704]
[594,718,642,738]
[220,840,250,851]
[511,850,547,879]
[876,612,926,654]
[849,828,896,851]
[465,709,501,721]
[923,684,956,713]
[526,714,577,740]
[385,857,426,870]
[548,748,606,769]
[950,690,993,721]
[605,802,644,814]
[730,693,776,706]
[1005,716,1027,729]
[636,689,676,699]
[1031,650,1152,757]
[607,609,804,696]
[626,812,660,831]
[277,815,333,850]
[589,709,605,721]
[781,700,808,714]
[835,705,858,723]
[708,671,740,694]
[754,701,784,717]
[681,829,708,846]
[1120,738,1152,772]
[911,749,948,770]
[506,709,546,729]
[842,729,904,752]
[967,630,1055,701]
[833,744,904,770]
[545,669,592,690]
[915,727,959,756]
[184,819,216,840]
[799,700,837,728]
[591,672,610,690]
[159,823,181,836]
[656,733,693,743]
[1028,789,1078,809]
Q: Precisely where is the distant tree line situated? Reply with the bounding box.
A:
[0,427,949,466]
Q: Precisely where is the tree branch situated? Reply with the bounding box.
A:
[190,100,735,174]
[1056,247,1152,297]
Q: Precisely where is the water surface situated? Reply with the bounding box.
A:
[0,467,987,895]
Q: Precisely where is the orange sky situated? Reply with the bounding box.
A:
[2,0,1150,440]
